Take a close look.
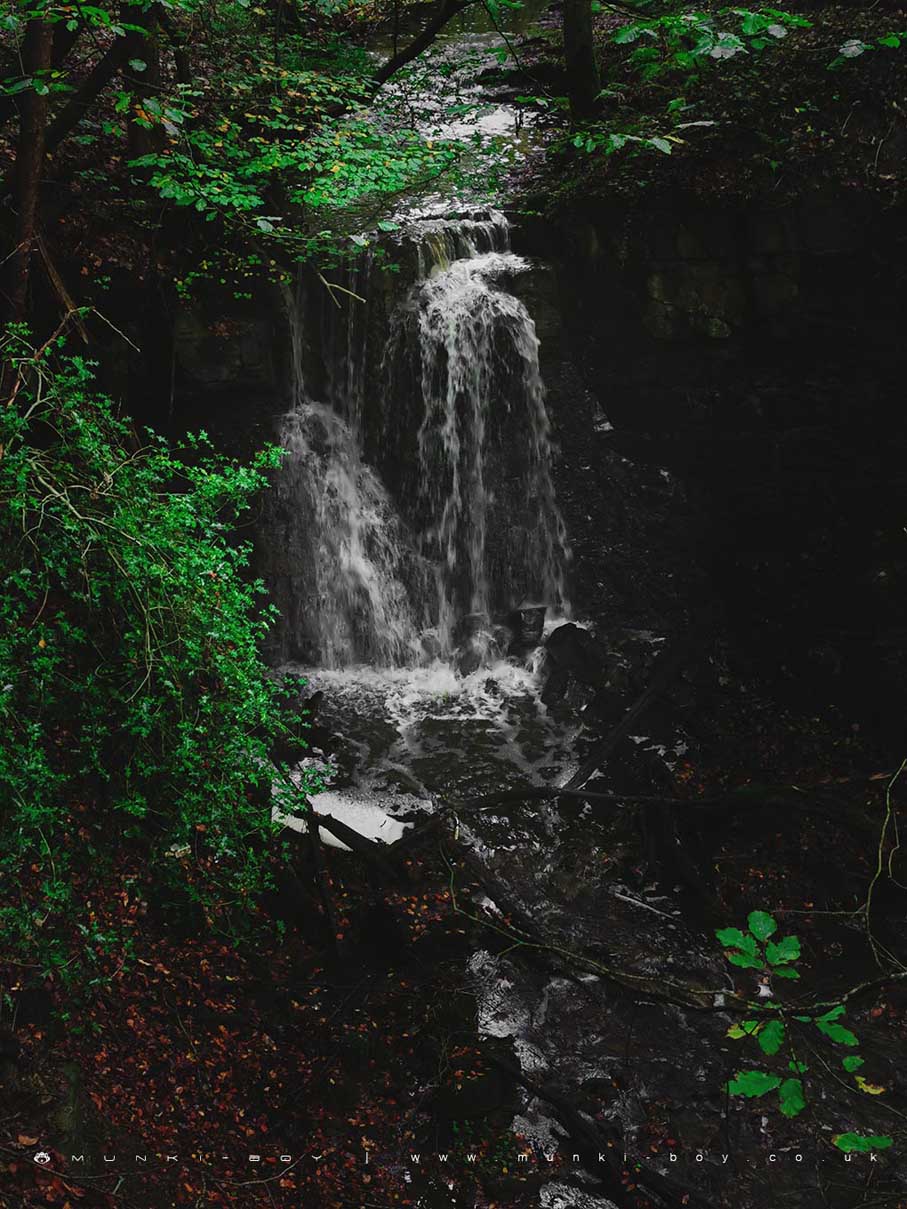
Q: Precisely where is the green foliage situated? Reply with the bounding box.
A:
[717,910,892,1148]
[572,128,676,157]
[130,72,459,256]
[564,6,812,164]
[726,1069,781,1097]
[1,0,482,293]
[0,327,321,973]
[832,1133,894,1154]
[828,31,907,70]
[612,7,810,80]
[717,909,799,975]
[814,1003,859,1047]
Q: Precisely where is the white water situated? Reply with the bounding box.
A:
[411,246,568,657]
[270,209,569,672]
[275,399,429,668]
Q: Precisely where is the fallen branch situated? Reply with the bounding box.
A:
[798,969,907,1015]
[311,811,401,882]
[439,819,746,1013]
[371,0,478,89]
[36,238,88,342]
[455,783,880,836]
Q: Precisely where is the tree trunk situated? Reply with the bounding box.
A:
[6,19,53,322]
[125,8,164,161]
[563,0,600,122]
[43,38,130,158]
[372,0,474,89]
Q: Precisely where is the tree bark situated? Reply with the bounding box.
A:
[44,37,131,157]
[157,7,192,85]
[372,0,476,89]
[0,23,79,131]
[124,8,164,161]
[563,0,600,122]
[6,19,53,322]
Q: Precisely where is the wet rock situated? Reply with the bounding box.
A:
[174,309,277,392]
[541,623,608,702]
[506,603,547,655]
[421,631,443,660]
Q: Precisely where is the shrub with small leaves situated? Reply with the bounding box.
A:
[0,327,321,975]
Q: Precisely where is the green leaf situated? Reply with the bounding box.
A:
[728,952,763,969]
[128,59,147,72]
[765,935,800,965]
[815,1018,859,1047]
[741,12,769,36]
[778,1077,806,1117]
[788,1060,807,1073]
[716,927,757,955]
[817,1005,845,1022]
[649,137,672,155]
[758,1019,785,1056]
[614,24,642,45]
[748,911,777,941]
[727,1019,762,1039]
[833,1133,893,1153]
[773,966,800,979]
[727,1070,782,1098]
[842,1055,865,1073]
[879,34,901,49]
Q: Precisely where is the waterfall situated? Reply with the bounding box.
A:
[268,210,569,670]
[265,282,429,669]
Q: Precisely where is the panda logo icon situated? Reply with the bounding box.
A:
[33,1152,51,1165]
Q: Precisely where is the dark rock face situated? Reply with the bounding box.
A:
[542,622,608,704]
[506,604,547,655]
[515,193,907,736]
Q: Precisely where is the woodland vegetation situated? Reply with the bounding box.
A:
[1,0,907,1206]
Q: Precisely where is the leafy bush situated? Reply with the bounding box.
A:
[0,327,318,972]
[718,910,892,1152]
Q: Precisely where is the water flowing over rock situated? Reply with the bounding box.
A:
[265,210,570,668]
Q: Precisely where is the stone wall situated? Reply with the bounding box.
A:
[514,191,907,730]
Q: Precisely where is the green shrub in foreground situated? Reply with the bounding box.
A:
[0,327,318,972]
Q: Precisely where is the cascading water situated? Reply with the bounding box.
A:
[398,212,569,664]
[264,280,429,669]
[266,208,569,672]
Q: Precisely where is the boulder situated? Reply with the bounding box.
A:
[506,603,547,655]
[542,623,608,698]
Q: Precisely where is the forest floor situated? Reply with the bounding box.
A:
[3,648,907,1209]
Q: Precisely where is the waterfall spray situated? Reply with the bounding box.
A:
[268,211,569,670]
